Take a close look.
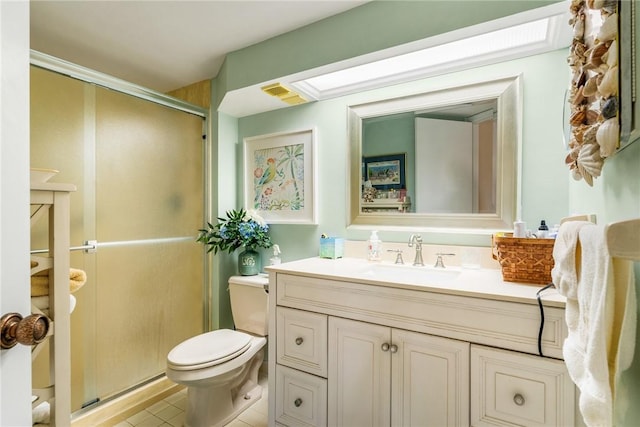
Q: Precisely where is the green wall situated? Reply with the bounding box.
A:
[363,114,415,209]
[211,2,640,423]
[236,49,571,248]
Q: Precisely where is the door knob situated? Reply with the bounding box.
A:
[1,312,50,349]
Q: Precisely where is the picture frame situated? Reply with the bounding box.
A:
[363,153,405,190]
[244,128,317,224]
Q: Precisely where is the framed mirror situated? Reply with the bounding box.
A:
[348,75,522,231]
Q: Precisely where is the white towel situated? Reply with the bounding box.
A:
[552,222,637,427]
[552,221,591,300]
[30,295,77,314]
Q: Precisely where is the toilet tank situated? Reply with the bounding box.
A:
[229,274,269,336]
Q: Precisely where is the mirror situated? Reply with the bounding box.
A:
[348,75,521,230]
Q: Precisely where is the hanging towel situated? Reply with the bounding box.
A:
[552,222,637,427]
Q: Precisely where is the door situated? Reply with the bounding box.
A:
[415,117,473,213]
[392,329,470,426]
[0,2,31,424]
[328,317,391,426]
[30,66,205,411]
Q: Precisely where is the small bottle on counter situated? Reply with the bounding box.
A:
[537,220,549,238]
[367,230,382,261]
[270,244,281,265]
[513,220,526,238]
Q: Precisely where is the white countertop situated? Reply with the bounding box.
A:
[265,257,565,308]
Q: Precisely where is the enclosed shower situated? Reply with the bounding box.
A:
[29,64,207,413]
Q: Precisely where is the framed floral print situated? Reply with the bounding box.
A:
[243,128,317,224]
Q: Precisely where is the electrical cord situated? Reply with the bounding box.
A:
[536,283,556,357]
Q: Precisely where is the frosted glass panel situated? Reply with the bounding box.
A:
[95,88,203,240]
[30,67,86,252]
[95,242,202,398]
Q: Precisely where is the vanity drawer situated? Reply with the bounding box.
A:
[275,364,327,427]
[470,345,575,427]
[277,307,328,377]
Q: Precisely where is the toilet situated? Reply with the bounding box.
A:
[166,275,269,427]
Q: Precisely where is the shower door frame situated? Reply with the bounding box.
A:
[30,50,214,413]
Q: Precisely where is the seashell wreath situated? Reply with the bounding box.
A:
[567,0,619,186]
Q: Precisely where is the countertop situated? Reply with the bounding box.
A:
[265,257,565,308]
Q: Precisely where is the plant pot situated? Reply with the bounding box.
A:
[238,248,261,276]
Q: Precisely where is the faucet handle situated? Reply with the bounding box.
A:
[434,253,455,268]
[387,249,404,265]
[408,234,422,247]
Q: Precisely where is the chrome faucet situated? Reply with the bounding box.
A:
[408,234,424,266]
[387,249,404,265]
[434,253,455,268]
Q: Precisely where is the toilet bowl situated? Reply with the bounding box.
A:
[166,275,269,427]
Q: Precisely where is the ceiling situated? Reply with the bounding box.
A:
[30,1,368,93]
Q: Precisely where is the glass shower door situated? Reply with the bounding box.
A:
[92,86,204,401]
[30,66,205,411]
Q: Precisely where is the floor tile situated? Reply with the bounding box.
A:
[123,365,268,427]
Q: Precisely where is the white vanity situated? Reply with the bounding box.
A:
[266,257,581,427]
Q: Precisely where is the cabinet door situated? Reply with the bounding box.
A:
[328,317,391,427]
[392,329,470,427]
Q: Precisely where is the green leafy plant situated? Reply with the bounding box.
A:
[196,208,272,254]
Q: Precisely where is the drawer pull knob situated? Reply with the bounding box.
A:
[294,398,303,407]
[513,393,525,406]
[381,343,390,351]
[295,337,304,345]
[390,344,398,353]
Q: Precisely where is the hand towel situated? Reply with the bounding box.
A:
[551,221,592,300]
[553,223,636,427]
[30,268,87,296]
[31,294,77,314]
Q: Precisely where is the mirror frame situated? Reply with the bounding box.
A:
[348,75,522,231]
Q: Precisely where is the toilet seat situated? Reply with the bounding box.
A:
[167,329,252,371]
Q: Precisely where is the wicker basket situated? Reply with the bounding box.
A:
[492,233,555,285]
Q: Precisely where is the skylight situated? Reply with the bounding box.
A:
[291,4,571,100]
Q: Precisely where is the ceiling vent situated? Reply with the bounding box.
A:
[261,82,307,105]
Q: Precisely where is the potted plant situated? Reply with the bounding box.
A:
[196,208,272,275]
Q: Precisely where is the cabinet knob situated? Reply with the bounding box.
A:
[381,343,390,351]
[294,398,303,407]
[513,393,525,406]
[389,344,398,353]
[1,312,50,349]
[295,337,304,345]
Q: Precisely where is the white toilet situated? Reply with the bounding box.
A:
[166,275,269,427]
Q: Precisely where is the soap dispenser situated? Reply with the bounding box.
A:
[367,231,382,261]
[270,244,281,265]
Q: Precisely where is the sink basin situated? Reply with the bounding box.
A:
[358,263,461,284]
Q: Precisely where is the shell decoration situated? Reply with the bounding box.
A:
[566,0,620,186]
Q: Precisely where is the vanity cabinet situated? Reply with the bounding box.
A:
[267,259,578,427]
[329,317,469,427]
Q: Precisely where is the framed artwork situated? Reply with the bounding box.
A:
[244,128,317,224]
[363,153,405,190]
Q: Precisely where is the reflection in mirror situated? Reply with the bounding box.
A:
[348,76,521,231]
[362,98,497,214]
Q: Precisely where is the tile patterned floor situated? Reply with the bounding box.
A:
[114,365,268,427]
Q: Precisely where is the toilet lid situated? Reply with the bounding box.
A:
[167,329,252,370]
